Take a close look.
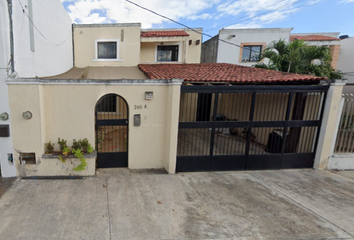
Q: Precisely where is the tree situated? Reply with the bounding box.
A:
[254,39,342,79]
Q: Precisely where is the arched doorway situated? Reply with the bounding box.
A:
[95,94,128,168]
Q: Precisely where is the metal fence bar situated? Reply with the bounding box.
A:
[177,85,328,171]
[334,94,354,153]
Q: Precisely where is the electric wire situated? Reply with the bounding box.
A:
[125,0,249,51]
[16,0,69,46]
[204,0,290,33]
[204,0,309,33]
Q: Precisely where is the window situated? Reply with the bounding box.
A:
[94,39,121,61]
[157,45,179,62]
[98,42,117,59]
[241,45,262,62]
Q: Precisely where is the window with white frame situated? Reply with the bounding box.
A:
[94,39,120,61]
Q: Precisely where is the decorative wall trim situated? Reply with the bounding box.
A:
[6,78,183,86]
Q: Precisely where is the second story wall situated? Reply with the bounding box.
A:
[201,35,218,63]
[74,23,141,67]
[337,37,354,83]
[140,28,202,64]
[214,28,292,66]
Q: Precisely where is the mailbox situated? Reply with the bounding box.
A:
[134,114,141,126]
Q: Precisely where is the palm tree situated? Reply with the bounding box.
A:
[254,39,342,79]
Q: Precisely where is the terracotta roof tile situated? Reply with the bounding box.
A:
[141,31,189,38]
[138,63,325,84]
[290,35,340,41]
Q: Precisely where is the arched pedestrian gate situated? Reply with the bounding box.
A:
[95,94,128,168]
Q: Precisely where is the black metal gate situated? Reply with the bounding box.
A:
[177,85,328,172]
[95,94,128,168]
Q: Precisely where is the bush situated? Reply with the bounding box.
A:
[57,138,67,151]
[72,139,81,151]
[44,141,54,154]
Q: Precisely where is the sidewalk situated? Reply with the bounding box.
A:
[0,177,16,198]
[0,169,353,240]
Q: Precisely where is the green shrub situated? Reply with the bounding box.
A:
[57,138,67,151]
[81,138,89,152]
[44,141,54,154]
[87,144,94,154]
[72,139,81,151]
[63,147,71,156]
[72,148,87,172]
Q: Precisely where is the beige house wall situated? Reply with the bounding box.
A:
[73,24,141,68]
[140,42,156,62]
[8,79,182,176]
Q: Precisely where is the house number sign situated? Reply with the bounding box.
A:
[134,104,147,110]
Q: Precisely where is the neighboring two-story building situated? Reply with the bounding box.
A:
[337,36,354,85]
[201,28,293,66]
[201,28,342,70]
[0,0,72,177]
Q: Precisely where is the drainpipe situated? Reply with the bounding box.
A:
[7,0,15,75]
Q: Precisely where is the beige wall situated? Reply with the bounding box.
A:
[8,79,182,176]
[140,29,202,63]
[185,30,202,63]
[140,42,156,62]
[74,24,141,67]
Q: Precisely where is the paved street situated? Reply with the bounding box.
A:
[0,169,353,240]
[0,177,16,198]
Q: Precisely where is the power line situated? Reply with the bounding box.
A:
[16,0,69,46]
[205,0,290,33]
[212,0,309,33]
[125,0,250,51]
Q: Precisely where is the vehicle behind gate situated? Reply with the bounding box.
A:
[177,85,328,172]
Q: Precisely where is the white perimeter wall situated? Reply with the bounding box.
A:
[0,0,73,177]
[0,1,16,177]
[337,37,354,84]
[217,28,292,66]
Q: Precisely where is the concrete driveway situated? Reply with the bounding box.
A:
[0,169,353,240]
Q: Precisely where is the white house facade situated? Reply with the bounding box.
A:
[0,0,72,177]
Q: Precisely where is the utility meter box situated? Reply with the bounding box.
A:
[0,125,10,137]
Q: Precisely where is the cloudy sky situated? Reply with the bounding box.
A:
[60,0,354,41]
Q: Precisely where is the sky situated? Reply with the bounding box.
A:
[60,0,354,41]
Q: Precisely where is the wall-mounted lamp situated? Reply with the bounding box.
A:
[228,34,236,39]
[145,91,153,100]
[0,112,9,121]
[196,39,200,45]
[22,111,32,120]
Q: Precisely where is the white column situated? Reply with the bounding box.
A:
[314,80,346,170]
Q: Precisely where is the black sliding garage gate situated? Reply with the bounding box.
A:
[176,85,328,172]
